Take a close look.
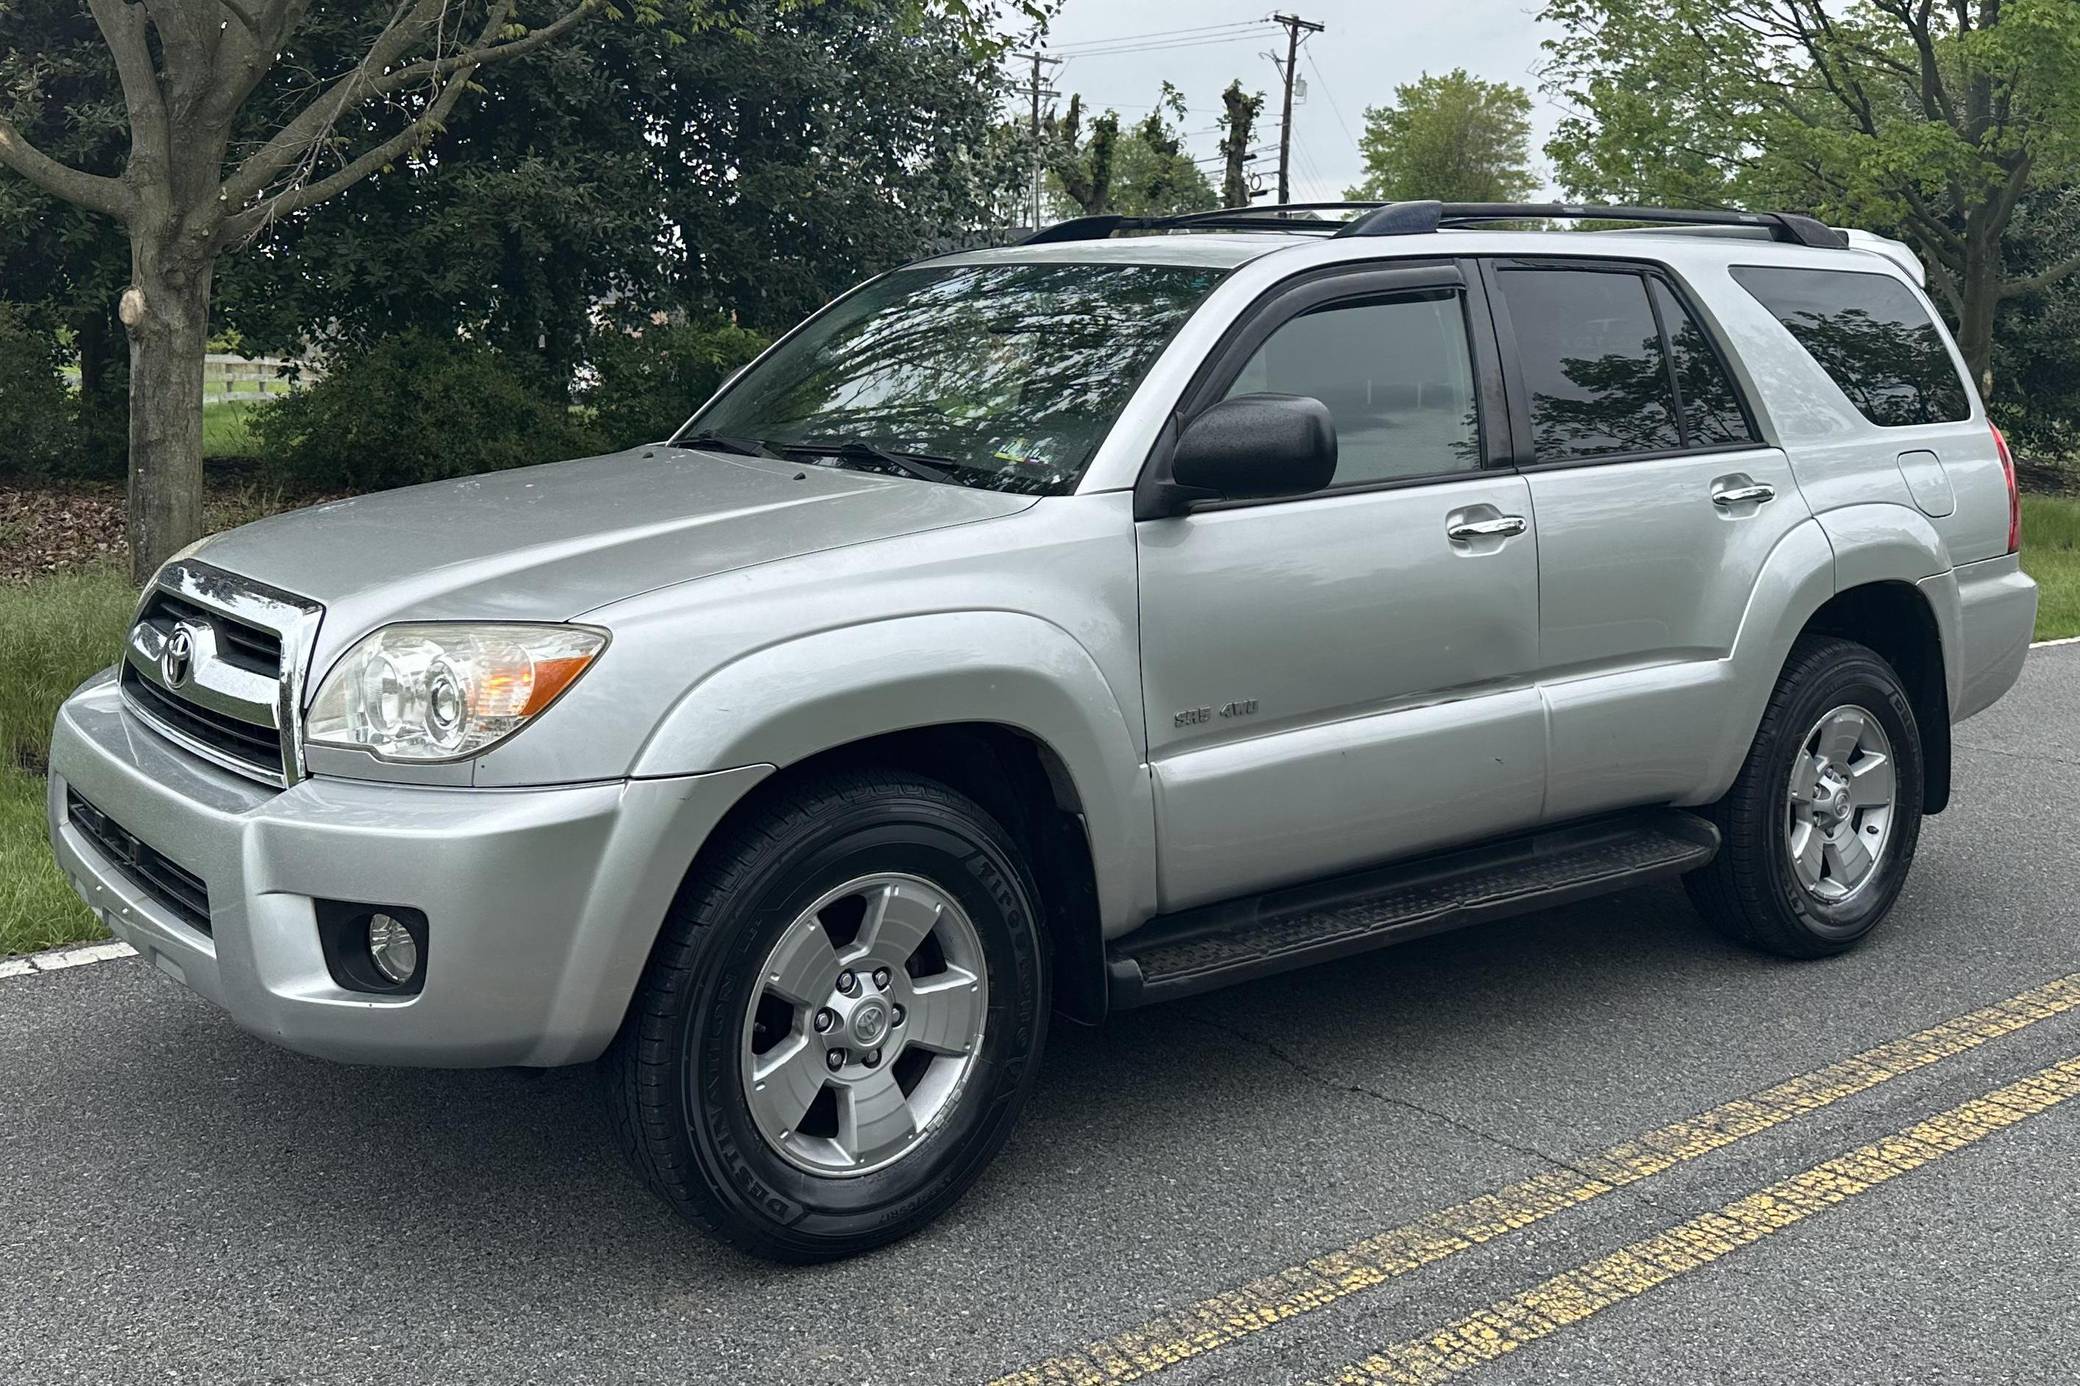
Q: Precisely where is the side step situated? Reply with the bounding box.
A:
[1107,810,1720,1009]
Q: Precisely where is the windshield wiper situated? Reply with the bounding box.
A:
[786,439,955,485]
[674,430,780,459]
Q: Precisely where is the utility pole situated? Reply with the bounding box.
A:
[1271,13,1323,205]
[1009,49,1062,231]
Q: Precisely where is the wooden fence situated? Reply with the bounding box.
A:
[203,353,320,405]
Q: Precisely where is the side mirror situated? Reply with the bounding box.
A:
[1167,393,1337,505]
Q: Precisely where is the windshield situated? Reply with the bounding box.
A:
[682,261,1229,494]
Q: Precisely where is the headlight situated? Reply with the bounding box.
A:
[306,623,608,762]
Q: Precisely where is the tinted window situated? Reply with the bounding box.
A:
[1221,291,1479,485]
[1731,266,1969,426]
[693,262,1228,495]
[1502,269,1682,460]
[1651,279,1756,448]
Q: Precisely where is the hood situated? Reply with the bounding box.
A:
[195,446,1037,663]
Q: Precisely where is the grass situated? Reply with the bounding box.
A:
[0,567,137,956]
[2021,494,2080,641]
[202,399,265,458]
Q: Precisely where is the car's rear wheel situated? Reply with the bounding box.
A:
[606,770,1049,1262]
[1687,635,1925,958]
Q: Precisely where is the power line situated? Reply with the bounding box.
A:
[1056,32,1267,61]
[1306,49,1362,158]
[1048,20,1267,53]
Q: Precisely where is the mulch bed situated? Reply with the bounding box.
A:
[1,477,341,585]
[0,483,129,584]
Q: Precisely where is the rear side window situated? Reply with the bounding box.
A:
[1220,290,1480,485]
[1731,265,1970,426]
[1499,268,1684,461]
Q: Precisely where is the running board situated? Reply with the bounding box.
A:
[1107,810,1720,1009]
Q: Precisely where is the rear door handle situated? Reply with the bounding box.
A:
[1711,482,1776,508]
[1445,515,1528,542]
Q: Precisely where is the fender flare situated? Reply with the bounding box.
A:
[629,610,1158,933]
[1697,505,1953,806]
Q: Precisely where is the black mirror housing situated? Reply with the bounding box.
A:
[1166,393,1338,505]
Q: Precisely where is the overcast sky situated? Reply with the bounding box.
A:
[1021,1,1566,204]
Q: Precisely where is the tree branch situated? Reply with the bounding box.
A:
[0,116,134,220]
[85,0,173,190]
[217,70,479,244]
[218,0,595,212]
[217,0,268,36]
[2000,247,2080,300]
[1925,255,1965,318]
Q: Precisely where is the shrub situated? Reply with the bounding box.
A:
[251,331,604,492]
[585,317,768,450]
[0,307,81,481]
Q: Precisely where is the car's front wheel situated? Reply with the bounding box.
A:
[606,770,1050,1262]
[1687,635,1925,958]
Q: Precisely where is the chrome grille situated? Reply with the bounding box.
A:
[119,561,322,787]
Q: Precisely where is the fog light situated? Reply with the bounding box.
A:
[367,911,419,984]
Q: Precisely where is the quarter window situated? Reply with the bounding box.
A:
[1651,279,1756,448]
[1220,291,1480,486]
[1500,268,1682,461]
[1731,265,1970,427]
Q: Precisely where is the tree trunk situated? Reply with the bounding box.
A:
[121,240,212,585]
[1958,224,2001,401]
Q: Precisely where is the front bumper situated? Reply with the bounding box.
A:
[46,671,769,1067]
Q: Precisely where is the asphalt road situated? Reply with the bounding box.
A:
[5,645,2077,1386]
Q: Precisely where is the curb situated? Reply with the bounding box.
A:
[4,641,2076,983]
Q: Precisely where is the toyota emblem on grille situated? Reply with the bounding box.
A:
[162,621,203,689]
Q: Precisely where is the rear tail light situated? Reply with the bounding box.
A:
[1991,424,2021,553]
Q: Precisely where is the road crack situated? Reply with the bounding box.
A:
[1180,1010,1659,1203]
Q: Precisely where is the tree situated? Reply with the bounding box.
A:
[1043,85,1216,221]
[0,0,624,580]
[0,0,136,473]
[1046,94,1120,216]
[1344,69,1537,204]
[649,1,1013,333]
[1542,0,2080,394]
[0,0,1037,580]
[1108,86,1217,218]
[1218,80,1264,209]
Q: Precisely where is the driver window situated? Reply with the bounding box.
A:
[1222,291,1481,485]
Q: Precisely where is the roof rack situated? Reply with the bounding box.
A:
[1018,200,1848,250]
[1019,202,1386,245]
[1344,201,1848,249]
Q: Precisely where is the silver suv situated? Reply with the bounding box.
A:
[47,201,2038,1260]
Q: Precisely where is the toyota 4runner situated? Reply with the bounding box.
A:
[46,201,2038,1260]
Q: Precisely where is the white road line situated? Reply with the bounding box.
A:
[2033,635,2080,649]
[1,940,138,980]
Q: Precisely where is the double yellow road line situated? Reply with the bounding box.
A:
[1311,1050,2080,1384]
[990,972,2080,1386]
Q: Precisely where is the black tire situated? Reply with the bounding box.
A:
[605,770,1050,1262]
[1686,635,1925,958]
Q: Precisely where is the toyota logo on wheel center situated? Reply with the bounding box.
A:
[850,999,888,1046]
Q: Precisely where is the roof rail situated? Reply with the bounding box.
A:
[1338,201,1848,249]
[1018,202,1388,245]
[1016,200,1849,250]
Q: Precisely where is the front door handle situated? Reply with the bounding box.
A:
[1445,515,1528,542]
[1711,482,1776,508]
